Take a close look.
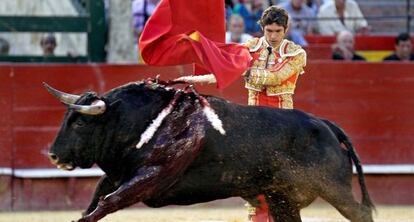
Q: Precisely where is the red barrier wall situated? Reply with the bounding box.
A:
[305,35,399,50]
[0,65,13,210]
[0,64,195,210]
[304,35,406,60]
[296,62,414,164]
[0,62,413,209]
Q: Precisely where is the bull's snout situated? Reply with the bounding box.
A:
[48,152,59,164]
[48,152,75,170]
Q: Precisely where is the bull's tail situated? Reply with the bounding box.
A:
[322,119,375,211]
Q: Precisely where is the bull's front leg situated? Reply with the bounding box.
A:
[75,166,163,222]
[83,175,118,216]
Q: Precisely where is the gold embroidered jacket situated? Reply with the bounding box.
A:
[244,37,307,96]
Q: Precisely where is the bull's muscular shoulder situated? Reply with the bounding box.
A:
[244,37,262,52]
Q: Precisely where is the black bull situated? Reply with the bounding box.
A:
[45,80,374,222]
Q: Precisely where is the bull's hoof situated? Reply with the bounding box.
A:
[74,217,96,222]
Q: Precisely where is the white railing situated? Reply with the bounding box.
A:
[0,165,414,178]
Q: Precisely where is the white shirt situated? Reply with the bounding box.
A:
[317,0,368,35]
[225,32,253,44]
[132,0,159,33]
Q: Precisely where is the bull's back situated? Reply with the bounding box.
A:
[149,98,352,205]
[185,99,349,190]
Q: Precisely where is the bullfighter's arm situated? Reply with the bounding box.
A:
[246,51,306,86]
[83,175,118,216]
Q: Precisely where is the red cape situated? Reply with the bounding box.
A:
[139,0,251,89]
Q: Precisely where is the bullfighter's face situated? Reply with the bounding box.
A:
[264,23,287,48]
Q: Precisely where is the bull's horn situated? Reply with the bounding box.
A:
[43,82,81,105]
[68,100,106,115]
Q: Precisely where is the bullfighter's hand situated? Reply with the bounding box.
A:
[246,68,282,86]
[246,68,264,85]
[243,69,252,82]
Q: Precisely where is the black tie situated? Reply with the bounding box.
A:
[265,47,272,68]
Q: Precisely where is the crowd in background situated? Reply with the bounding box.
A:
[130,0,370,45]
[222,0,369,46]
[0,0,86,57]
[0,0,412,62]
[129,0,412,62]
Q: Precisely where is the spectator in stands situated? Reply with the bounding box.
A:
[317,0,368,35]
[278,0,316,46]
[0,37,10,55]
[132,0,160,38]
[306,0,324,15]
[331,30,365,61]
[40,33,57,56]
[383,33,414,61]
[226,14,254,43]
[233,0,265,36]
[225,0,235,21]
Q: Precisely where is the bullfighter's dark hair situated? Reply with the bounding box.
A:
[258,6,289,30]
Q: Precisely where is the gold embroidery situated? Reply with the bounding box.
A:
[258,50,268,61]
[245,38,259,50]
[245,39,306,97]
[266,52,305,83]
[252,60,266,69]
[247,90,260,106]
[247,68,282,86]
[267,53,276,68]
[286,41,301,52]
[266,80,297,95]
[245,81,264,92]
[280,94,294,109]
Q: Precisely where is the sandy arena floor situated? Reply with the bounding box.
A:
[1,204,413,222]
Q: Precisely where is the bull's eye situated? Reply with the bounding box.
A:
[73,119,86,128]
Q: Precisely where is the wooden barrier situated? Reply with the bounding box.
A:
[296,61,414,164]
[304,35,406,61]
[0,62,413,209]
[0,64,195,210]
[305,35,399,50]
[304,44,332,60]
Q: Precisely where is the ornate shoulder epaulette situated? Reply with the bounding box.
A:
[285,40,303,54]
[244,37,263,52]
[279,40,305,57]
[278,40,307,69]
